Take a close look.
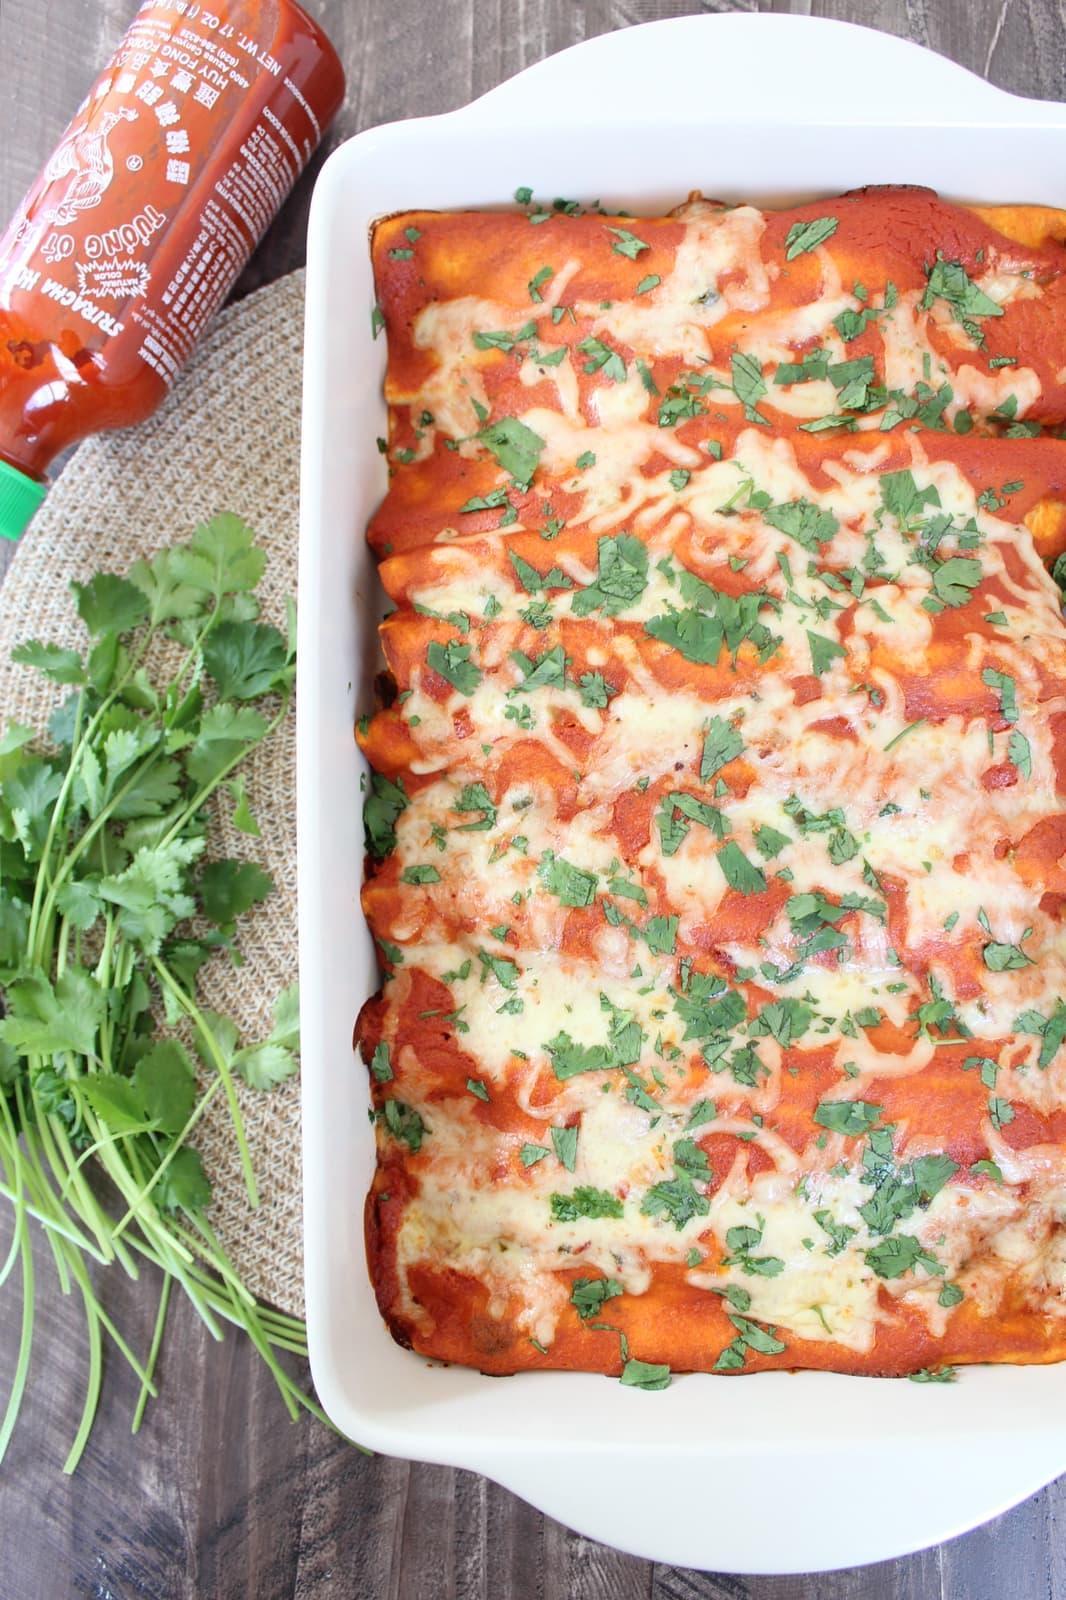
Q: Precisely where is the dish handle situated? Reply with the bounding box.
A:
[457,13,1059,131]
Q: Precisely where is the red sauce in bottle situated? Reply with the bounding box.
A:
[0,0,344,539]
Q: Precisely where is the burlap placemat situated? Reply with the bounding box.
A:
[0,270,307,1318]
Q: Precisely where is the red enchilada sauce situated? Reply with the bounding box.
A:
[0,0,344,540]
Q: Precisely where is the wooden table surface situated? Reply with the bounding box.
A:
[3,0,1066,1595]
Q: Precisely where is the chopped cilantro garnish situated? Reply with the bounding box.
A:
[807,629,846,676]
[478,416,545,488]
[607,226,650,259]
[921,254,1003,347]
[784,215,839,260]
[400,864,441,885]
[365,772,407,860]
[982,666,1019,724]
[764,498,838,552]
[928,556,982,610]
[716,840,766,896]
[452,782,497,831]
[700,716,744,781]
[380,1099,426,1152]
[620,1358,671,1390]
[577,335,626,382]
[546,997,643,1079]
[571,1276,622,1318]
[731,351,769,424]
[865,1234,944,1280]
[426,639,482,695]
[578,670,618,709]
[538,850,598,907]
[509,644,569,692]
[813,1099,882,1136]
[369,1042,394,1083]
[571,533,648,616]
[552,1124,579,1172]
[550,1187,623,1221]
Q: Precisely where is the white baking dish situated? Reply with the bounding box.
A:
[298,14,1066,1573]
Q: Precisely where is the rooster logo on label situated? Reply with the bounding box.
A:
[44,107,139,226]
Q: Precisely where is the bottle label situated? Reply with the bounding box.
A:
[0,0,324,387]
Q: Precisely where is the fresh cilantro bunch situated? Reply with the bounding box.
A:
[0,514,324,1469]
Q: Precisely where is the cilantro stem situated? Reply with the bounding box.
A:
[108,1077,224,1242]
[31,748,170,960]
[150,959,258,1209]
[132,1272,170,1434]
[25,1078,132,1270]
[62,1265,102,1474]
[0,525,330,1461]
[0,1099,34,1467]
[883,717,927,754]
[0,1178,108,1263]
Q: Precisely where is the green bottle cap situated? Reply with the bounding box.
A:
[0,458,46,541]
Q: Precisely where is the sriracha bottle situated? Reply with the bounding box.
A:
[0,0,344,540]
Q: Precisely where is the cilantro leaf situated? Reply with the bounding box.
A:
[865,1234,944,1280]
[700,717,744,781]
[547,997,643,1078]
[369,1042,394,1082]
[133,1039,197,1135]
[921,256,1003,346]
[550,1187,623,1221]
[427,639,482,696]
[0,967,105,1059]
[784,216,838,260]
[478,416,545,488]
[1008,729,1032,778]
[197,859,272,925]
[11,640,85,686]
[620,1359,671,1390]
[982,667,1019,724]
[577,335,626,383]
[509,645,568,693]
[71,573,150,637]
[578,670,617,709]
[731,352,769,424]
[380,1099,427,1152]
[983,939,1032,972]
[552,1125,579,1172]
[571,534,648,617]
[538,851,598,907]
[716,841,766,896]
[931,556,982,609]
[203,621,289,700]
[571,1276,623,1318]
[185,703,269,789]
[607,226,649,259]
[814,1099,882,1136]
[807,630,846,676]
[453,782,497,831]
[763,499,838,552]
[401,863,441,885]
[172,514,266,599]
[365,772,408,859]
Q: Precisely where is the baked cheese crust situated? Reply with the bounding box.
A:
[356,187,1066,1380]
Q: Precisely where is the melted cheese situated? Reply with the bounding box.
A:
[364,192,1066,1377]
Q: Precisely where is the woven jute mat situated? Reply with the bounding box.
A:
[0,270,307,1317]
